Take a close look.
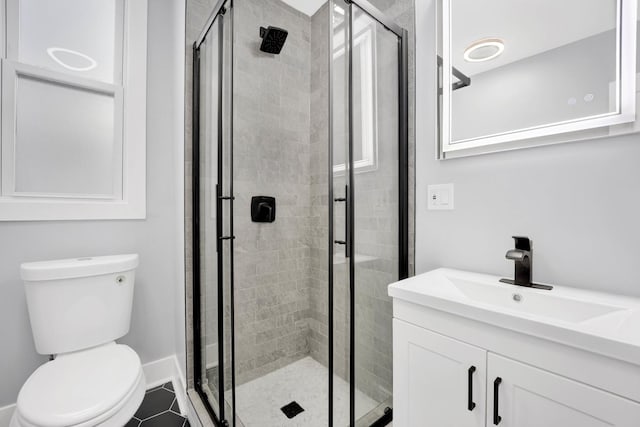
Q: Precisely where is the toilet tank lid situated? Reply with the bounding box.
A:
[20,254,139,282]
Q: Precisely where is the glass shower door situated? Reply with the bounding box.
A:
[330,1,408,425]
[330,2,353,426]
[351,5,402,425]
[192,0,406,425]
[193,1,235,425]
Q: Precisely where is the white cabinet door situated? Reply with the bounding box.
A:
[487,353,640,427]
[393,319,486,427]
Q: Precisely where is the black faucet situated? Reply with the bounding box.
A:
[499,236,553,290]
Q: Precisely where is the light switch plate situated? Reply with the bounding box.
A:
[428,183,454,210]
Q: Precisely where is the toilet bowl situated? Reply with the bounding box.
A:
[10,343,145,427]
[12,255,144,427]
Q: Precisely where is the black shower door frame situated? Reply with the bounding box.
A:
[192,0,236,425]
[328,1,409,426]
[191,0,408,425]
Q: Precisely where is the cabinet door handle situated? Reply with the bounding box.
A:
[467,366,476,411]
[493,377,502,425]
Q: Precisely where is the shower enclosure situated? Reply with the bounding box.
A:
[191,0,408,425]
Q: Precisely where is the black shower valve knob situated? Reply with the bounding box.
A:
[251,196,276,222]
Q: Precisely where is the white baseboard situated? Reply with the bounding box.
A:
[0,354,189,427]
[141,354,188,416]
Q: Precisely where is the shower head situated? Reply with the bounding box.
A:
[259,26,288,54]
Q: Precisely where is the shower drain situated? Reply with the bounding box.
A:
[281,401,304,419]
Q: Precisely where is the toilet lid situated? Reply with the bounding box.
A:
[17,343,142,427]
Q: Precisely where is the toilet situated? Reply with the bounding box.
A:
[11,254,145,427]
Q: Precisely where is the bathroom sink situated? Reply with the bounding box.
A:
[388,268,640,365]
[449,277,624,323]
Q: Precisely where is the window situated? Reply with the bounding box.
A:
[333,23,378,174]
[0,0,147,220]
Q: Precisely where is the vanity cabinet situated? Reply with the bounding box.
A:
[487,353,640,427]
[394,319,640,427]
[393,319,486,427]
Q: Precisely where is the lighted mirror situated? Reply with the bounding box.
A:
[438,0,639,158]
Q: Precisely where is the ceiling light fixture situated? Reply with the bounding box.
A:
[463,38,505,62]
[46,47,97,72]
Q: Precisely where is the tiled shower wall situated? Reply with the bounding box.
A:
[232,0,313,385]
[308,3,330,368]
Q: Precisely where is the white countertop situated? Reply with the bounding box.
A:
[388,268,640,366]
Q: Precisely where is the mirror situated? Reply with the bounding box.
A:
[438,0,639,158]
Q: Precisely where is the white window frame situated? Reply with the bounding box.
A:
[0,0,147,220]
[333,24,379,174]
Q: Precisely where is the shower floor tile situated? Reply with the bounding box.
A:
[234,356,378,426]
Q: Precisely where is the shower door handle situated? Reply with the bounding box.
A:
[216,184,223,253]
[216,184,235,250]
[345,185,351,258]
[334,185,350,257]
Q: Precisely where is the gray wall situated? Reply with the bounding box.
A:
[171,0,188,391]
[308,2,330,368]
[232,0,314,385]
[0,0,186,407]
[416,0,640,298]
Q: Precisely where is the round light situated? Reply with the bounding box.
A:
[463,38,505,62]
[46,47,97,72]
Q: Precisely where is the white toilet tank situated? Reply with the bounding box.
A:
[20,254,139,355]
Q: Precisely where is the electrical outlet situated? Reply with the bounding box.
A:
[428,184,454,210]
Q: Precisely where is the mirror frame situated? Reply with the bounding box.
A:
[438,0,638,159]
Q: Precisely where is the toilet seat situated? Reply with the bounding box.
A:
[11,343,145,427]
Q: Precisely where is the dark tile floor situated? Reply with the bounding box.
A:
[126,382,190,427]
